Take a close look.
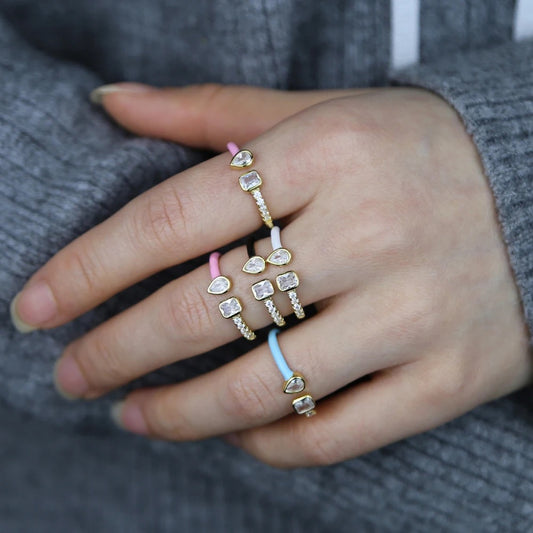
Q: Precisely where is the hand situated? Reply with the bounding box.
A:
[11,83,532,468]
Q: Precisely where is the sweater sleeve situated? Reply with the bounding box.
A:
[0,16,207,425]
[391,39,533,345]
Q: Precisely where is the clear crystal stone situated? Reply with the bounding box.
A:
[276,271,299,292]
[230,149,254,168]
[267,248,291,266]
[219,297,242,318]
[207,276,231,295]
[293,395,316,415]
[239,171,262,191]
[243,256,265,274]
[284,375,305,394]
[252,279,274,300]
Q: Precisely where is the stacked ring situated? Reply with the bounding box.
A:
[268,329,317,417]
[268,226,305,320]
[207,252,256,341]
[227,142,274,229]
[242,235,286,327]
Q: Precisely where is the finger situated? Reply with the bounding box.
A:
[110,298,414,441]
[11,121,321,331]
[94,83,365,150]
[52,213,351,398]
[233,359,480,469]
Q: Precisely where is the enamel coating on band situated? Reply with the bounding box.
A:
[271,226,282,250]
[268,328,294,381]
[227,142,239,156]
[209,252,222,279]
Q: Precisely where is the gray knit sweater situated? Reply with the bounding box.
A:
[0,1,532,532]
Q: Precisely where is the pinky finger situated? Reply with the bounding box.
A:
[230,360,467,469]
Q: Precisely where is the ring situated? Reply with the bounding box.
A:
[207,252,256,341]
[267,329,317,417]
[227,142,274,229]
[269,226,305,320]
[242,235,286,327]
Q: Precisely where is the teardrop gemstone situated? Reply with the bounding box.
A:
[267,248,291,266]
[242,256,266,274]
[207,275,231,295]
[230,149,254,168]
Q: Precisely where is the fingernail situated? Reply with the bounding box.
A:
[54,355,89,399]
[90,83,155,105]
[10,280,57,332]
[111,401,149,435]
[222,432,241,448]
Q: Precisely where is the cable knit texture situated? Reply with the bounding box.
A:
[0,1,531,531]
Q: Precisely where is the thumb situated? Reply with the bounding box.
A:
[90,82,361,151]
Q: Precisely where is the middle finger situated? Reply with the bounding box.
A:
[54,216,348,398]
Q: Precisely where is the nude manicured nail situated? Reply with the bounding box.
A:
[90,83,155,104]
[10,281,57,332]
[54,355,89,399]
[111,402,149,435]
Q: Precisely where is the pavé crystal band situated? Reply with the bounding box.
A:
[207,252,256,341]
[268,329,317,417]
[227,142,273,229]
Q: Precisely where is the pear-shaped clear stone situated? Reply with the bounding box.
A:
[293,395,316,415]
[230,149,254,168]
[276,271,299,292]
[219,297,242,318]
[239,171,262,191]
[243,256,265,274]
[267,248,291,266]
[284,375,305,394]
[252,279,274,300]
[207,276,231,295]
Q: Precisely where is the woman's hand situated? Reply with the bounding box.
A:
[11,83,532,467]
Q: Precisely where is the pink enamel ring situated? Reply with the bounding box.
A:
[207,252,256,341]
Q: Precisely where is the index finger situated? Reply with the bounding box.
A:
[11,125,319,331]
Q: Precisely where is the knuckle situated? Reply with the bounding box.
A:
[144,393,196,439]
[386,283,439,346]
[60,245,102,304]
[223,370,276,425]
[132,182,193,254]
[294,419,343,467]
[163,282,215,342]
[74,335,126,389]
[355,201,413,260]
[421,355,473,407]
[196,83,229,146]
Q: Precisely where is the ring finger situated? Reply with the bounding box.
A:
[53,213,350,399]
[111,296,412,441]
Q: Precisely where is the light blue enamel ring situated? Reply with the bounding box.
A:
[267,329,317,417]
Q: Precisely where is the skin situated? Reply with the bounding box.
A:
[11,83,532,468]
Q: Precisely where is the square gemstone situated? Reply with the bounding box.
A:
[239,170,262,191]
[252,279,274,300]
[219,297,242,318]
[292,395,316,415]
[276,271,299,292]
